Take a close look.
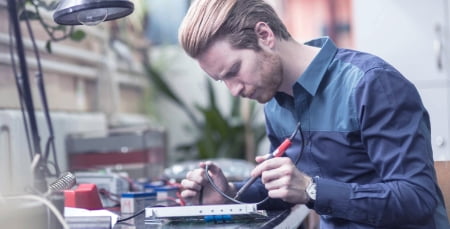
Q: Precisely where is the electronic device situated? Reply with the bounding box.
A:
[145,203,267,222]
[75,171,129,208]
[67,126,166,181]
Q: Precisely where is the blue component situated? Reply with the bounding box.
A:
[203,215,233,223]
[154,186,179,192]
[120,191,156,198]
[203,215,215,222]
[222,215,232,221]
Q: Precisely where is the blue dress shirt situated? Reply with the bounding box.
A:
[235,37,450,228]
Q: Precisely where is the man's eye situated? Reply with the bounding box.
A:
[226,71,237,79]
[224,62,241,79]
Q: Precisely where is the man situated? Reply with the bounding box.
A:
[177,0,450,228]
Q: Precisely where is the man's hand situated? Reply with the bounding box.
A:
[180,161,236,205]
[253,156,311,204]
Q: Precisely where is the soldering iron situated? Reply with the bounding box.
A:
[234,122,302,200]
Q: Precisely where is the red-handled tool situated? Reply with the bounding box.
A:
[234,122,301,200]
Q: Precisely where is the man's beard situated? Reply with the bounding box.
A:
[255,51,283,103]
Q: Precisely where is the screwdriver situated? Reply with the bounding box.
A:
[234,122,301,200]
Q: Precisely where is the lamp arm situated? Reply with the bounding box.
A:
[7,0,47,192]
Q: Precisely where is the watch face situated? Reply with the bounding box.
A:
[307,179,317,200]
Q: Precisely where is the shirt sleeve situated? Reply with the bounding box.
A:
[313,67,440,226]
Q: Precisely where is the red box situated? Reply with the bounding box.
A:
[64,183,103,210]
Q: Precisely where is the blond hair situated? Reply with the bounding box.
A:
[178,0,291,58]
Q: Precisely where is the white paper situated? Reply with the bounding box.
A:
[64,207,119,227]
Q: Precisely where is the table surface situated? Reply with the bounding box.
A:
[114,208,293,229]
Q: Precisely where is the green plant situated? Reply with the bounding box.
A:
[18,0,86,52]
[144,64,266,161]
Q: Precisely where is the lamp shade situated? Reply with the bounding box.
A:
[53,0,134,25]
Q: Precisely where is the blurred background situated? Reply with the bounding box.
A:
[0,0,448,227]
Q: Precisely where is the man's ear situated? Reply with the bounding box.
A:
[254,22,275,48]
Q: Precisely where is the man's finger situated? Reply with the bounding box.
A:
[251,157,290,177]
[181,178,202,191]
[180,189,198,199]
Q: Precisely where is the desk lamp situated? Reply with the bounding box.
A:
[53,0,134,25]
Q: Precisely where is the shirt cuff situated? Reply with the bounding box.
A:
[313,177,351,218]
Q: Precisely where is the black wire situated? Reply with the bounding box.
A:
[204,122,305,207]
[23,2,61,176]
[293,123,305,164]
[205,164,271,205]
[7,0,42,158]
[116,203,170,223]
[288,122,302,141]
[259,208,292,229]
[117,209,145,223]
[8,19,34,161]
[204,164,245,204]
[8,0,50,193]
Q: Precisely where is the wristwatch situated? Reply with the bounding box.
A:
[305,176,317,202]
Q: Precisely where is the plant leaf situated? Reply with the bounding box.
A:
[230,96,241,118]
[19,9,40,20]
[70,29,86,41]
[206,80,216,108]
[45,40,52,53]
[143,64,200,127]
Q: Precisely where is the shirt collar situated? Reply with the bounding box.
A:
[272,37,338,105]
[297,37,338,96]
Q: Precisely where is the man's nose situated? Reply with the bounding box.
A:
[225,80,243,97]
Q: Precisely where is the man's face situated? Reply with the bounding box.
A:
[197,39,282,103]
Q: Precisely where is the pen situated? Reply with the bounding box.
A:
[234,122,301,200]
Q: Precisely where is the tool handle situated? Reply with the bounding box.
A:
[233,123,300,200]
[234,176,258,200]
[272,139,292,157]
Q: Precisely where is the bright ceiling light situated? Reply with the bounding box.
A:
[53,0,134,26]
